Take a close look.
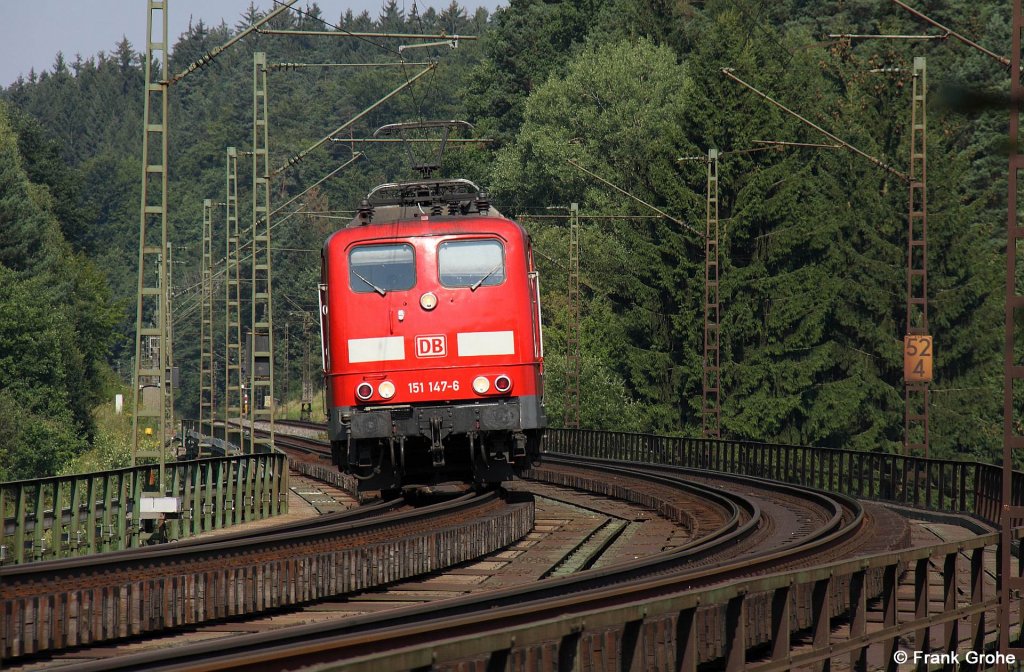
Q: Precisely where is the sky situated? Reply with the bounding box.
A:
[0,0,502,87]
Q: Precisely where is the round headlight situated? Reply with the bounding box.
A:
[355,382,374,401]
[420,292,438,311]
[472,376,490,394]
[494,374,512,393]
[378,380,396,400]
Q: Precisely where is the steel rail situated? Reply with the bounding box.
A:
[51,456,865,671]
[222,428,854,562]
[252,427,762,554]
[2,490,483,581]
[272,432,333,462]
[206,429,767,567]
[4,449,754,667]
[118,497,401,555]
[221,419,330,460]
[544,454,860,567]
[552,450,856,553]
[246,420,355,493]
[210,530,1003,672]
[264,426,867,546]
[269,427,851,565]
[532,459,760,558]
[3,456,757,665]
[275,418,329,432]
[0,490,534,659]
[547,426,1024,523]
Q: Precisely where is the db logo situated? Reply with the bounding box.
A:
[415,335,447,358]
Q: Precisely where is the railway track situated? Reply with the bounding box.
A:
[7,445,891,671]
[273,432,333,464]
[528,455,872,585]
[0,489,534,660]
[1,451,743,668]
[4,421,910,671]
[275,418,330,434]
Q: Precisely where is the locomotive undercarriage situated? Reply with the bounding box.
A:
[329,397,544,493]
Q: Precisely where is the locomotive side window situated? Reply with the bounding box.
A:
[438,240,505,289]
[349,244,415,294]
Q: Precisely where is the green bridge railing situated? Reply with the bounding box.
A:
[0,451,289,565]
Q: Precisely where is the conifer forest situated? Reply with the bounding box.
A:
[0,0,1019,481]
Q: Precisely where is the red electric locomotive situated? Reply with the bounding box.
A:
[319,179,546,493]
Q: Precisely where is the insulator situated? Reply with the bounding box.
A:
[357,199,374,225]
[447,201,459,216]
[475,191,490,214]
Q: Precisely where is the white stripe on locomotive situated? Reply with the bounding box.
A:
[457,331,515,357]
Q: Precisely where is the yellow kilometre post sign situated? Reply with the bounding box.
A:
[904,335,933,383]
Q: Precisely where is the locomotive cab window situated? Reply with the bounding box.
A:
[439,240,506,289]
[349,244,415,294]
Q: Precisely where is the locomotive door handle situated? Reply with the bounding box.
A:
[389,308,406,335]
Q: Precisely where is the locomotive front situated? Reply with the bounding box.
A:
[319,180,545,494]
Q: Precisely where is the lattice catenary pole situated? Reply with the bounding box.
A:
[132,0,296,474]
[1000,0,1024,663]
[564,202,581,429]
[199,199,215,435]
[224,147,244,445]
[250,52,275,452]
[130,0,170,483]
[302,315,314,422]
[703,149,722,439]
[904,57,932,457]
[164,242,175,452]
[282,319,290,411]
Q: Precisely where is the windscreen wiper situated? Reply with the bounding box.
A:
[352,270,387,296]
[470,262,502,292]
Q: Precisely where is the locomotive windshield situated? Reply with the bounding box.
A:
[349,244,416,294]
[439,240,506,289]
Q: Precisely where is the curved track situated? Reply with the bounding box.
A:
[20,445,873,672]
[0,490,533,660]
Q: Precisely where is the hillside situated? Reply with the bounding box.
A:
[0,0,1016,478]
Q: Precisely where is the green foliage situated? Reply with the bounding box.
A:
[0,113,65,275]
[493,38,691,208]
[0,103,119,479]
[60,394,133,476]
[0,0,1015,471]
[0,391,84,483]
[468,0,605,143]
[0,267,89,481]
[494,38,699,431]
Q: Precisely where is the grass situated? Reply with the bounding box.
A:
[275,389,327,422]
